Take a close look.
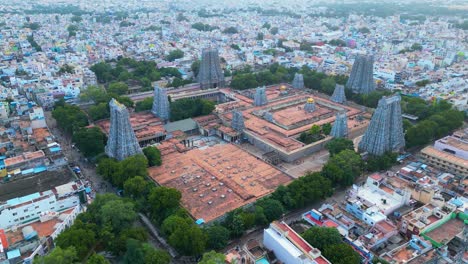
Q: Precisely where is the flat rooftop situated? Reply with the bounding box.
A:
[96,111,166,142]
[437,135,468,151]
[0,167,76,201]
[424,217,465,243]
[422,146,468,169]
[148,143,292,222]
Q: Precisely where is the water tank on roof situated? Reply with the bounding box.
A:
[22,226,38,240]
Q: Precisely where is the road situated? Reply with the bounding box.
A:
[45,111,114,194]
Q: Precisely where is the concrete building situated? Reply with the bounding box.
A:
[105,99,142,160]
[359,95,405,156]
[421,131,468,177]
[263,221,331,264]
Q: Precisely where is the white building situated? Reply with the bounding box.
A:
[263,221,331,264]
[0,186,81,230]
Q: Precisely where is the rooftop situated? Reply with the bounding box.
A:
[423,216,466,244]
[421,146,468,168]
[96,111,166,142]
[148,143,292,222]
[0,167,76,202]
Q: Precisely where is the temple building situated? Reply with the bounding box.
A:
[358,95,405,155]
[304,98,316,112]
[105,99,143,160]
[151,85,170,122]
[331,84,346,104]
[198,48,225,89]
[331,112,348,138]
[231,110,245,132]
[292,73,305,89]
[253,86,268,106]
[346,55,376,94]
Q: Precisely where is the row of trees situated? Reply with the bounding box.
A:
[36,194,170,264]
[80,85,133,121]
[90,58,181,89]
[191,22,219,31]
[230,64,297,90]
[170,98,215,121]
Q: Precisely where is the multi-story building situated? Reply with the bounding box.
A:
[421,131,468,177]
[263,221,331,264]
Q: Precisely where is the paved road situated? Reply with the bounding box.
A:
[44,111,113,194]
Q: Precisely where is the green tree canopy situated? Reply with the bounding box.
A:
[205,225,230,250]
[325,138,354,156]
[143,146,162,166]
[135,97,154,112]
[256,198,284,222]
[170,98,215,121]
[108,82,129,95]
[55,224,96,259]
[99,199,138,233]
[166,49,184,62]
[148,187,182,224]
[322,149,362,186]
[88,102,110,121]
[301,227,342,251]
[323,243,360,264]
[199,251,226,264]
[72,127,106,157]
[35,246,78,264]
[123,176,150,199]
[52,104,88,134]
[87,254,110,264]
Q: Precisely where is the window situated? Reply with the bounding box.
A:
[49,201,54,204]
[12,212,17,216]
[35,206,39,209]
[19,217,24,220]
[51,207,55,210]
[60,205,64,208]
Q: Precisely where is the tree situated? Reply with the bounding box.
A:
[322,123,332,136]
[262,22,271,29]
[170,98,215,121]
[72,127,106,157]
[254,206,268,226]
[256,198,284,222]
[223,27,238,34]
[411,43,423,51]
[123,239,145,264]
[87,254,110,264]
[143,146,162,166]
[148,187,182,224]
[166,49,184,62]
[71,15,82,23]
[366,152,398,172]
[322,149,362,186]
[124,176,150,199]
[162,215,191,236]
[135,97,153,112]
[230,44,240,51]
[99,199,137,233]
[358,27,370,33]
[58,64,74,75]
[323,243,360,264]
[35,247,78,264]
[257,32,264,40]
[52,104,89,134]
[325,138,354,156]
[55,225,96,259]
[169,225,207,256]
[199,251,226,264]
[309,124,321,137]
[88,102,110,121]
[320,77,336,95]
[191,60,201,77]
[108,82,128,95]
[301,227,342,251]
[270,27,279,34]
[142,243,171,264]
[229,214,245,237]
[205,225,230,250]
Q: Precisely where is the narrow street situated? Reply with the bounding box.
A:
[44,111,114,194]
